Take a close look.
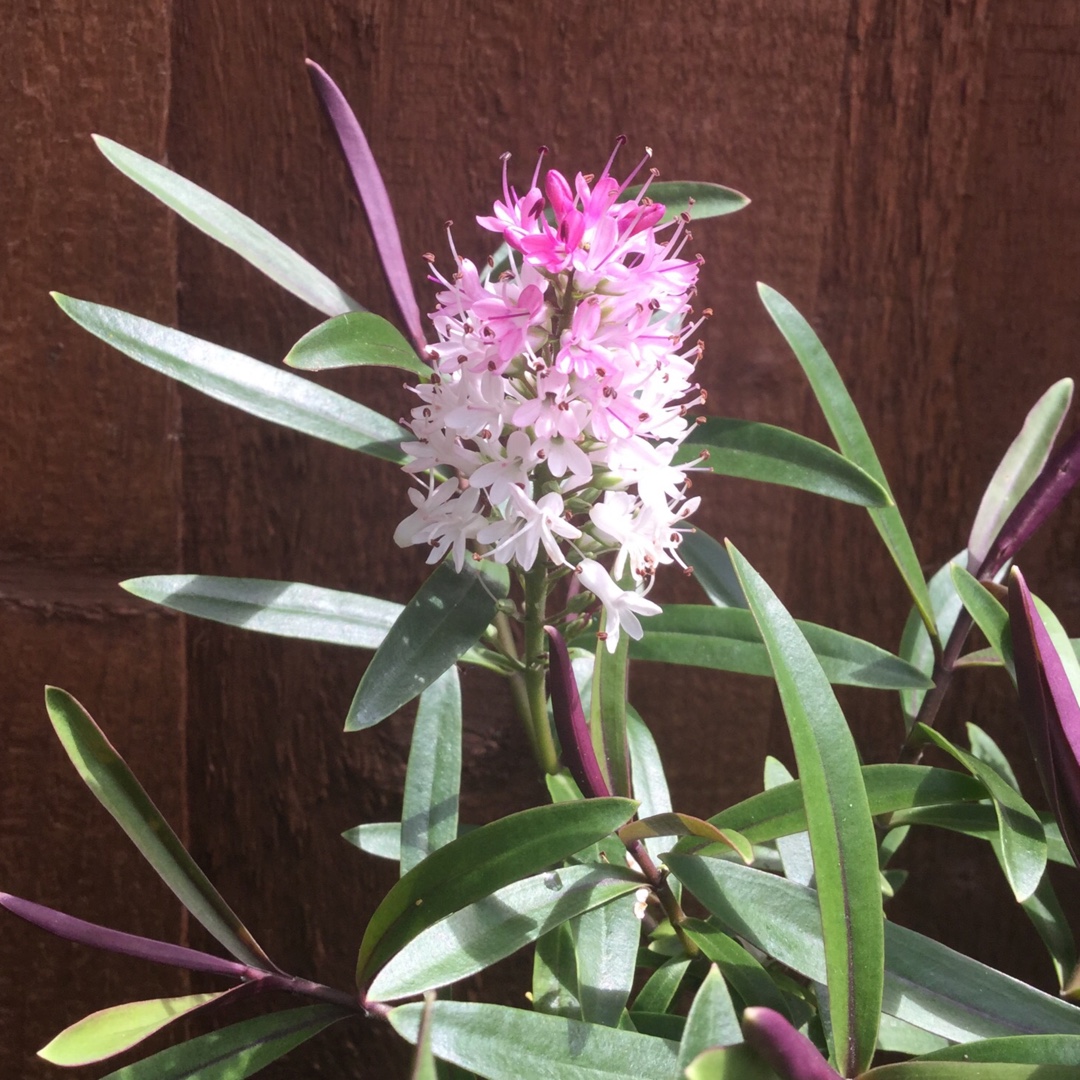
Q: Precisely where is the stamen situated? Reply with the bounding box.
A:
[616,146,653,197]
[530,146,549,191]
[600,135,627,181]
[499,151,512,206]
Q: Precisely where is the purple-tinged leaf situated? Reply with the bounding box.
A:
[741,1007,842,1079]
[545,626,611,798]
[306,60,426,355]
[0,893,247,978]
[1008,567,1080,867]
[979,427,1080,580]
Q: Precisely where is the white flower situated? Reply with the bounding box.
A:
[480,489,581,570]
[576,558,662,653]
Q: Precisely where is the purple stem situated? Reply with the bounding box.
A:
[305,60,427,355]
[741,1007,843,1080]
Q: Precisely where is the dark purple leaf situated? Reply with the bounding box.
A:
[0,892,248,978]
[979,427,1080,579]
[740,1007,842,1080]
[544,626,610,798]
[1008,568,1080,867]
[305,60,426,354]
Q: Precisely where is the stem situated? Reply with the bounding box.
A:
[496,611,548,767]
[259,971,365,1012]
[899,608,974,764]
[522,566,560,774]
[624,838,698,957]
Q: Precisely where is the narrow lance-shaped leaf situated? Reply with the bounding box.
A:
[679,527,748,608]
[53,295,407,463]
[347,562,505,731]
[630,604,931,691]
[591,607,632,798]
[97,1004,349,1080]
[728,544,883,1076]
[680,418,891,506]
[306,60,426,353]
[979,427,1080,580]
[356,797,637,982]
[389,1000,680,1080]
[0,892,247,979]
[1008,568,1080,868]
[968,378,1073,570]
[43,688,274,970]
[950,565,1012,675]
[913,724,1045,903]
[618,813,752,863]
[93,135,363,318]
[39,990,241,1067]
[676,965,742,1073]
[574,892,641,1028]
[757,283,935,641]
[285,310,428,374]
[401,666,462,875]
[622,179,750,223]
[410,994,439,1080]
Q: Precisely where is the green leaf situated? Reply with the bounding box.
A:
[411,994,439,1080]
[684,1045,779,1080]
[52,295,406,463]
[915,724,1046,903]
[863,1066,1078,1079]
[626,708,674,863]
[764,757,814,886]
[681,418,891,506]
[681,920,793,1020]
[591,607,632,797]
[951,566,1013,675]
[631,956,691,1015]
[45,687,272,969]
[120,575,508,673]
[93,136,362,318]
[619,814,752,864]
[389,1001,679,1080]
[679,528,748,608]
[575,893,641,1027]
[343,822,401,861]
[285,310,428,374]
[917,1033,1080,1064]
[99,1004,348,1079]
[703,763,986,847]
[666,858,1080,1043]
[758,283,935,640]
[356,797,637,982]
[1017,871,1078,992]
[367,864,642,1002]
[968,378,1074,569]
[347,563,505,730]
[728,544,883,1076]
[875,1013,950,1056]
[39,992,227,1065]
[630,604,930,690]
[533,921,581,1018]
[627,180,750,224]
[676,965,741,1073]
[401,667,462,875]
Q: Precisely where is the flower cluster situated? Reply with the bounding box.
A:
[394,142,708,648]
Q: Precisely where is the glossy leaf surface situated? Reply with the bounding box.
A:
[53,295,407,462]
[367,864,641,1001]
[401,667,462,875]
[679,527,748,608]
[356,798,637,981]
[389,1001,679,1080]
[347,562,504,730]
[575,893,640,1027]
[758,283,934,639]
[285,310,427,373]
[968,379,1073,569]
[93,136,361,317]
[39,992,229,1065]
[44,688,272,969]
[676,965,741,1072]
[681,418,890,505]
[98,1004,349,1079]
[729,544,883,1076]
[630,605,930,689]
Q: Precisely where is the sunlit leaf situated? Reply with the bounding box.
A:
[52,295,406,462]
[44,687,273,969]
[676,965,741,1072]
[728,544,883,1075]
[93,136,362,318]
[575,893,640,1027]
[758,283,935,640]
[285,310,427,374]
[631,604,931,690]
[356,798,637,982]
[681,418,890,505]
[619,813,752,863]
